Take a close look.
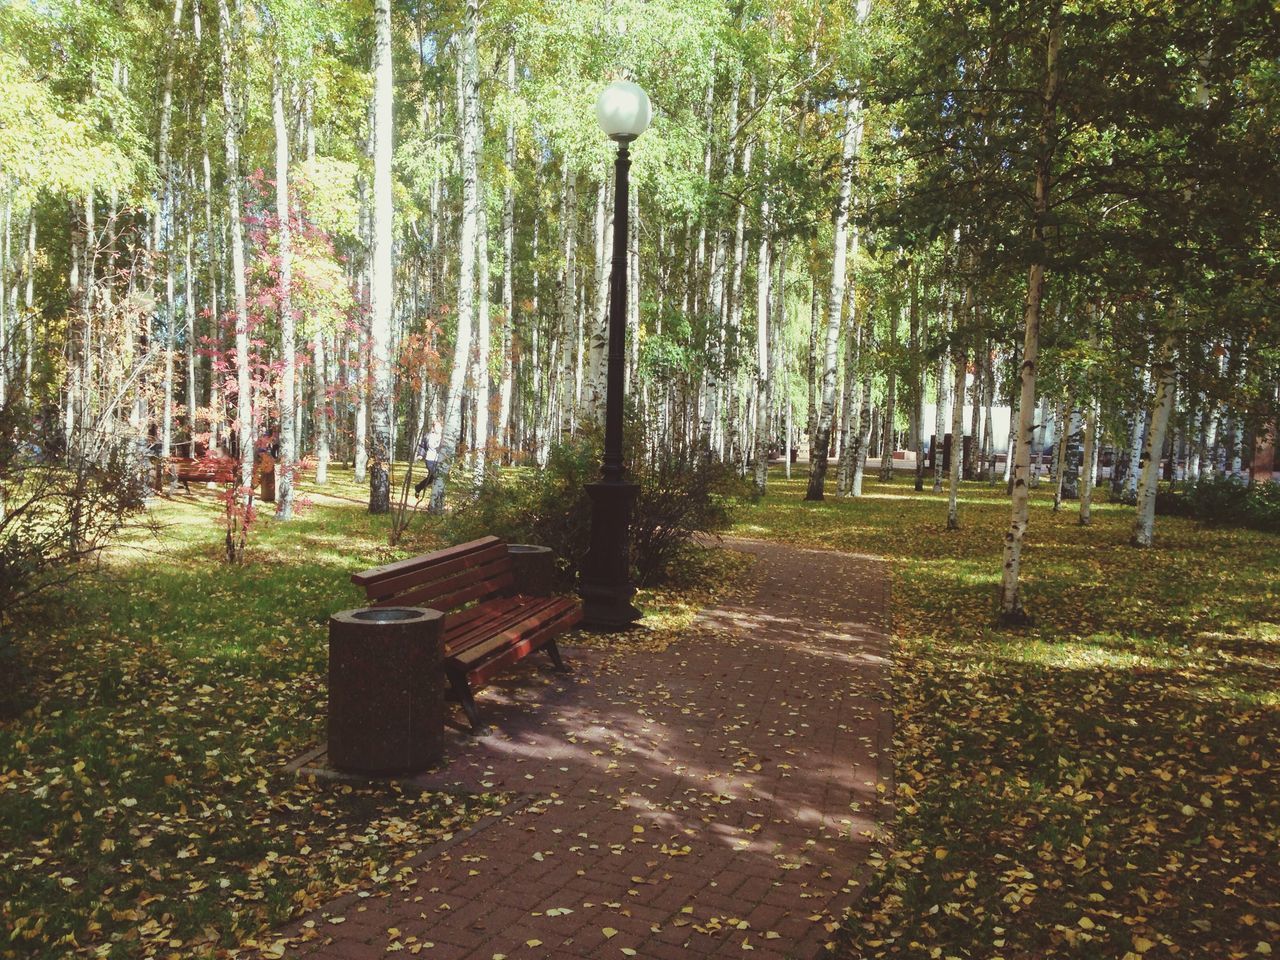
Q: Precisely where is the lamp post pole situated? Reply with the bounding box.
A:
[581,82,649,630]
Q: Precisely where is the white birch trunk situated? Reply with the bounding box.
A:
[473,194,492,479]
[367,0,394,513]
[430,7,481,511]
[998,10,1061,617]
[217,0,253,490]
[1132,337,1177,547]
[273,57,297,518]
[1079,398,1098,525]
[806,100,859,500]
[946,340,966,528]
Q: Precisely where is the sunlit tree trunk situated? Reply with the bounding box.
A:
[752,198,771,496]
[851,343,874,497]
[1133,336,1177,547]
[878,298,900,482]
[837,319,860,495]
[933,323,948,494]
[998,7,1061,620]
[807,100,859,500]
[273,56,297,518]
[1079,398,1098,524]
[367,0,394,514]
[586,180,609,425]
[558,168,578,436]
[947,338,966,529]
[217,0,253,490]
[473,195,492,479]
[497,47,517,456]
[431,0,481,512]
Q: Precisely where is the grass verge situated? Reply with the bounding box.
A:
[733,467,1279,959]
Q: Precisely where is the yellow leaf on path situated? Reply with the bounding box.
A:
[1133,936,1156,953]
[1079,917,1096,930]
[525,940,542,948]
[603,928,618,939]
[1257,943,1272,956]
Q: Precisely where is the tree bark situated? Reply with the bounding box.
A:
[1133,336,1177,546]
[947,338,966,529]
[806,100,859,500]
[367,0,394,514]
[430,1,481,511]
[217,0,254,490]
[273,55,297,518]
[998,6,1061,620]
[753,198,772,496]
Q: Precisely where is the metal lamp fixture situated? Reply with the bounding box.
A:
[579,80,651,630]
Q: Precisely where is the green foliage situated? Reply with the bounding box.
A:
[735,467,1280,960]
[445,437,745,589]
[1157,475,1280,533]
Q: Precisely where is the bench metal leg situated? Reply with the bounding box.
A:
[545,638,570,673]
[447,670,489,735]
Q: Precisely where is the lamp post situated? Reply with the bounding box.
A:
[580,80,651,630]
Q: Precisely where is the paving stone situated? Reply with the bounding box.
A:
[264,538,891,960]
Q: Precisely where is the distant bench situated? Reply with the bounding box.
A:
[157,455,237,492]
[351,536,580,732]
[156,454,318,494]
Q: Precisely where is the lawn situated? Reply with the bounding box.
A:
[0,469,505,960]
[2,464,1276,959]
[734,468,1280,959]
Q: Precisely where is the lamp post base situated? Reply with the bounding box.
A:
[579,479,642,630]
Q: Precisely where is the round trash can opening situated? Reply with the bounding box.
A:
[351,608,422,623]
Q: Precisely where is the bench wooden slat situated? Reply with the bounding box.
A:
[374,570,514,611]
[443,595,524,634]
[444,596,562,656]
[448,597,581,672]
[351,536,501,587]
[349,534,579,732]
[462,604,583,689]
[363,543,510,602]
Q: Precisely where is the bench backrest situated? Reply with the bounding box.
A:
[351,536,513,611]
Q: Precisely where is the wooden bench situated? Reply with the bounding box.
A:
[158,455,238,492]
[351,536,581,732]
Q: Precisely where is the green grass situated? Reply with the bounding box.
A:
[3,462,1276,959]
[0,468,506,960]
[733,467,1280,958]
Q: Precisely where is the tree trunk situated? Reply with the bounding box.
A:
[998,7,1061,620]
[473,189,492,479]
[1133,336,1177,547]
[753,200,772,496]
[367,0,394,514]
[497,46,517,457]
[947,339,966,529]
[878,299,899,482]
[1079,398,1098,524]
[806,101,859,500]
[431,0,481,512]
[273,57,297,518]
[933,325,948,494]
[217,0,253,490]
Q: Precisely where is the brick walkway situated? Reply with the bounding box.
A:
[273,538,891,960]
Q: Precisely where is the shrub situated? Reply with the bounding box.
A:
[1156,474,1280,533]
[0,390,152,710]
[444,434,746,590]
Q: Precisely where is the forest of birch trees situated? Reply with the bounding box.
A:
[1,0,1277,616]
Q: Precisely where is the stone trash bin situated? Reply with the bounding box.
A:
[507,543,556,595]
[327,606,445,775]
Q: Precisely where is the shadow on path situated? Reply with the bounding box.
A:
[271,538,892,960]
